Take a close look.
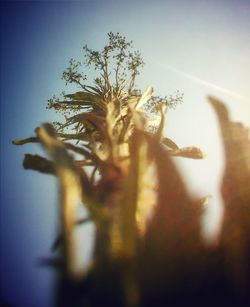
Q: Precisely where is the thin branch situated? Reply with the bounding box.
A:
[51,216,92,252]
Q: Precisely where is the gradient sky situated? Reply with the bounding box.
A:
[1,1,250,306]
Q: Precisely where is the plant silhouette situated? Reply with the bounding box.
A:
[13,33,250,307]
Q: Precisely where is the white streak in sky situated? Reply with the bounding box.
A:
[160,64,247,102]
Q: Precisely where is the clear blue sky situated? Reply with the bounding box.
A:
[1,1,249,306]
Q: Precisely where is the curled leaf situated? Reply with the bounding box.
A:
[167,146,206,159]
[12,137,38,145]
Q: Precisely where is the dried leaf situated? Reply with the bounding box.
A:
[208,96,250,290]
[167,146,206,159]
[136,85,153,110]
[23,154,55,175]
[57,132,91,142]
[119,130,141,258]
[146,133,202,245]
[141,133,203,296]
[60,111,105,130]
[65,91,99,100]
[162,137,179,149]
[36,123,83,279]
[12,137,38,145]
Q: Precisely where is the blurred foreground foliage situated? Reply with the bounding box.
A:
[13,33,250,307]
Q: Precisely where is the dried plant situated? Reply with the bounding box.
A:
[13,33,250,307]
